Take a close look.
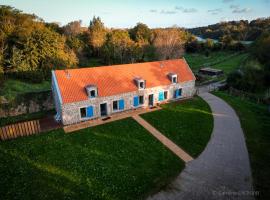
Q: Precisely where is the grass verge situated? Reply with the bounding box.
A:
[212,91,270,200]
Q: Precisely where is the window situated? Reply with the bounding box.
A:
[90,90,96,98]
[172,76,177,83]
[80,107,86,118]
[139,95,144,104]
[164,91,168,99]
[113,99,125,111]
[80,106,94,118]
[139,81,145,89]
[113,100,118,111]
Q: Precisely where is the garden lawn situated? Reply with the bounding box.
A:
[213,91,270,200]
[141,96,213,158]
[0,79,50,101]
[0,118,183,200]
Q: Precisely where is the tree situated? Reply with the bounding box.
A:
[129,23,152,44]
[204,39,214,50]
[102,30,136,64]
[0,5,78,76]
[152,28,185,60]
[88,16,107,56]
[63,20,82,36]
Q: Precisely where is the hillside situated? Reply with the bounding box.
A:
[188,17,270,41]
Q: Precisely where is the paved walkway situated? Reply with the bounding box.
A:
[148,92,254,200]
[64,106,162,133]
[132,115,193,163]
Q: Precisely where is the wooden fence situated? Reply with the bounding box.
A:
[0,120,41,141]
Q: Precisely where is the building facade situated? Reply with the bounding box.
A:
[52,59,196,125]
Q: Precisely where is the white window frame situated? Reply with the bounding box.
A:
[79,105,95,120]
[138,80,145,90]
[172,75,178,84]
[112,99,123,113]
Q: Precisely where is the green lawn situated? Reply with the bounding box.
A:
[0,118,183,200]
[213,53,248,74]
[184,51,248,74]
[0,79,51,101]
[212,91,270,200]
[141,96,213,157]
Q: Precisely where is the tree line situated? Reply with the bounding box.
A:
[0,5,194,83]
[189,18,270,41]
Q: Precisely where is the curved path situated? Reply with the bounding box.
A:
[148,92,254,200]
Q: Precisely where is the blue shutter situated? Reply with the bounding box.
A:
[133,96,139,107]
[86,106,94,117]
[119,99,125,110]
[158,91,164,101]
[175,89,179,98]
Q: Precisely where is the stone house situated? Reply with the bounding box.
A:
[52,59,196,125]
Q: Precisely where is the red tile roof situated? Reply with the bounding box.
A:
[55,59,195,104]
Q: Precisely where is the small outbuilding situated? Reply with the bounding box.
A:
[199,67,224,77]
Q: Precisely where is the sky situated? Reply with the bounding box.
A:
[1,0,270,28]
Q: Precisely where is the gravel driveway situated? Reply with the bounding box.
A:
[148,92,254,200]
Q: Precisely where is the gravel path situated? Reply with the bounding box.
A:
[147,92,254,200]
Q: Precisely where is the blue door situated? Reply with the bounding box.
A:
[119,99,125,110]
[86,106,94,117]
[133,96,139,107]
[158,91,164,101]
[179,88,182,96]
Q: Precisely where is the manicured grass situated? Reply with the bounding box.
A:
[0,79,50,101]
[213,91,270,200]
[0,110,55,127]
[184,51,248,74]
[0,118,183,200]
[141,96,213,157]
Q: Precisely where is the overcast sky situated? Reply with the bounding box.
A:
[2,0,270,28]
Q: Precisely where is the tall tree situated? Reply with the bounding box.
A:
[102,30,136,64]
[88,16,107,56]
[152,28,185,60]
[129,23,152,44]
[63,20,82,36]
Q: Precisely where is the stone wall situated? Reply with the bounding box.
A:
[61,80,196,125]
[0,90,54,118]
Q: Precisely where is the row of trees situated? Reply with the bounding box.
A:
[0,5,193,84]
[189,18,270,41]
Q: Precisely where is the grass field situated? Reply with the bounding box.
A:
[0,118,183,200]
[0,79,51,101]
[212,91,270,200]
[141,96,213,157]
[184,51,248,74]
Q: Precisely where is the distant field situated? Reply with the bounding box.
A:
[184,51,248,74]
[0,79,51,101]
